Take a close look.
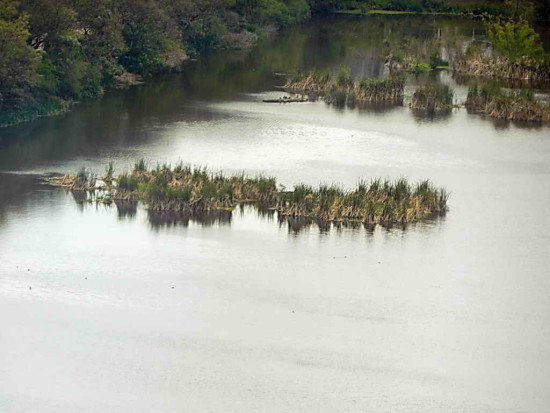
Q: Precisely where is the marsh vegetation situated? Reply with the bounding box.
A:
[46,161,449,226]
[466,83,550,121]
[411,84,455,114]
[285,68,405,106]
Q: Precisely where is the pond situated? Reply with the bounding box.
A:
[1,15,549,413]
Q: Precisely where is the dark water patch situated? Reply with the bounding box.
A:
[0,173,60,226]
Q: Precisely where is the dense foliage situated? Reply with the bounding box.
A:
[0,0,311,119]
[484,17,547,64]
[0,0,547,126]
[0,1,37,111]
[312,0,510,16]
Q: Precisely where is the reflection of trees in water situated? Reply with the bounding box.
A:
[70,190,89,212]
[0,15,544,172]
[0,173,55,226]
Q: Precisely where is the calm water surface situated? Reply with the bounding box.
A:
[1,15,550,413]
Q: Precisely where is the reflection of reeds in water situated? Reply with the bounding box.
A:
[115,200,138,221]
[60,179,447,235]
[275,212,443,235]
[147,209,232,230]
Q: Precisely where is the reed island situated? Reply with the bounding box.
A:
[47,161,449,225]
[284,68,405,106]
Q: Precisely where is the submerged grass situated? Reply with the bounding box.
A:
[47,163,448,225]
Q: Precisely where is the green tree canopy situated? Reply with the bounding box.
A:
[485,18,547,64]
[0,0,38,110]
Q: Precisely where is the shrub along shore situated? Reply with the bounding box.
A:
[46,162,449,225]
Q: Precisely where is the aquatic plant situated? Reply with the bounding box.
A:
[276,178,448,223]
[103,162,114,183]
[47,163,449,225]
[127,165,279,212]
[134,158,147,172]
[72,167,94,190]
[356,76,405,104]
[429,51,448,69]
[408,63,432,74]
[466,83,550,122]
[117,173,139,192]
[453,53,549,81]
[411,84,454,114]
[286,70,405,106]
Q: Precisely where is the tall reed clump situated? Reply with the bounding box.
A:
[285,70,332,92]
[411,84,454,114]
[466,83,550,122]
[285,68,404,105]
[453,54,549,81]
[116,163,278,212]
[49,162,449,225]
[276,178,448,224]
[103,161,115,183]
[356,76,405,104]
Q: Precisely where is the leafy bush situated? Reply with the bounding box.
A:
[0,2,38,111]
[336,66,353,87]
[484,18,547,64]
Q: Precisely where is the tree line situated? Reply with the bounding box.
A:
[0,0,321,115]
[0,0,547,122]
